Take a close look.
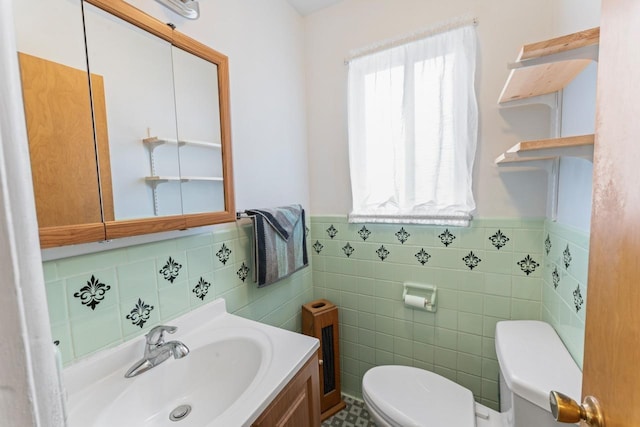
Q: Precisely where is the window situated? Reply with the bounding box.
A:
[347,24,478,226]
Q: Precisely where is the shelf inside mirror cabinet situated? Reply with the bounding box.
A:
[142,136,224,184]
[145,176,224,183]
[498,27,599,104]
[142,136,222,149]
[495,134,594,165]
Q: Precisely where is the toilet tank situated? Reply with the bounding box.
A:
[495,321,582,427]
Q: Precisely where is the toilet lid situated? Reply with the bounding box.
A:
[362,366,476,427]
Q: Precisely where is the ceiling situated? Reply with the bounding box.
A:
[286,0,344,16]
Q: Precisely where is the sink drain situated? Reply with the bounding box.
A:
[169,404,192,422]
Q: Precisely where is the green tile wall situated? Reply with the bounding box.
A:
[310,216,545,410]
[45,223,313,365]
[541,219,589,368]
[43,214,586,411]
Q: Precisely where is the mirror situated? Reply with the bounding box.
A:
[14,0,235,247]
[172,46,226,215]
[83,2,183,219]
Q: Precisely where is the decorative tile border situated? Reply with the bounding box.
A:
[44,223,313,365]
[310,215,545,409]
[541,219,590,368]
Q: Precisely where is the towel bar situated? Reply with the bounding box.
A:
[236,211,253,220]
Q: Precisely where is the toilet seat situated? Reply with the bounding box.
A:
[362,366,477,427]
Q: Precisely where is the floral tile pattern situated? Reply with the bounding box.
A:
[488,230,509,250]
[237,262,250,282]
[438,229,456,247]
[563,245,572,269]
[342,243,355,258]
[313,240,324,254]
[395,227,410,244]
[126,298,154,328]
[462,251,481,270]
[327,225,338,239]
[159,257,182,283]
[192,277,211,300]
[358,226,371,241]
[573,285,584,312]
[216,243,232,265]
[545,234,552,255]
[376,245,390,261]
[552,266,560,289]
[517,255,540,276]
[73,275,111,310]
[415,248,431,265]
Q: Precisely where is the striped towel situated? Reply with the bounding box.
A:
[245,204,308,287]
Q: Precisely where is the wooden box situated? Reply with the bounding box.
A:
[302,299,346,421]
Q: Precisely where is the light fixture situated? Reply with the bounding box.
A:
[155,0,200,20]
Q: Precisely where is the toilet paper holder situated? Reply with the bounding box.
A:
[402,282,437,312]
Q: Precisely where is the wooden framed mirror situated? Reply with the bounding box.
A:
[15,0,235,248]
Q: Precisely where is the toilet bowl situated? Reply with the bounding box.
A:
[362,321,582,427]
[362,366,499,427]
[362,366,502,427]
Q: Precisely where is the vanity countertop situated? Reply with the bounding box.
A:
[63,298,319,426]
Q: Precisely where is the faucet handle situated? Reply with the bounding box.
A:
[146,325,177,345]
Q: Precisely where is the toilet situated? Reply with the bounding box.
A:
[362,321,582,427]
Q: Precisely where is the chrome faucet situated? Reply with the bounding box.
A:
[124,325,190,378]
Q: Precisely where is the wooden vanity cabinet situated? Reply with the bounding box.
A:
[252,353,321,427]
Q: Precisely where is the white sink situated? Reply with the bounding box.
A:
[64,299,319,427]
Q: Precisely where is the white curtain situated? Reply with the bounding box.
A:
[348,24,478,226]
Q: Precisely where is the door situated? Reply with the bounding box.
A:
[580,0,640,426]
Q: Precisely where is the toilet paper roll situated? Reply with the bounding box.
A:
[404,294,427,308]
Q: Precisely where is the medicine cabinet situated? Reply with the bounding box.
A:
[14,0,235,248]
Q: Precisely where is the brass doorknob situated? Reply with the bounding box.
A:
[549,391,605,427]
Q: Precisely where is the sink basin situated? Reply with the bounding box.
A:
[95,332,267,426]
[64,299,319,426]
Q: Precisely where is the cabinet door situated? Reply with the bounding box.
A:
[13,0,108,247]
[252,354,321,427]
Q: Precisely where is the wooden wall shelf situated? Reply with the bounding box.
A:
[496,134,594,165]
[498,27,599,104]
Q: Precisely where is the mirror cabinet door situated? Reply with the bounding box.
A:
[172,46,226,215]
[83,3,183,221]
[13,0,107,247]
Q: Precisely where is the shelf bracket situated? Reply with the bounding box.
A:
[551,90,563,138]
[145,179,161,216]
[548,157,560,222]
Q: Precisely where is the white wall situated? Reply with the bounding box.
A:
[552,1,600,232]
[305,0,559,218]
